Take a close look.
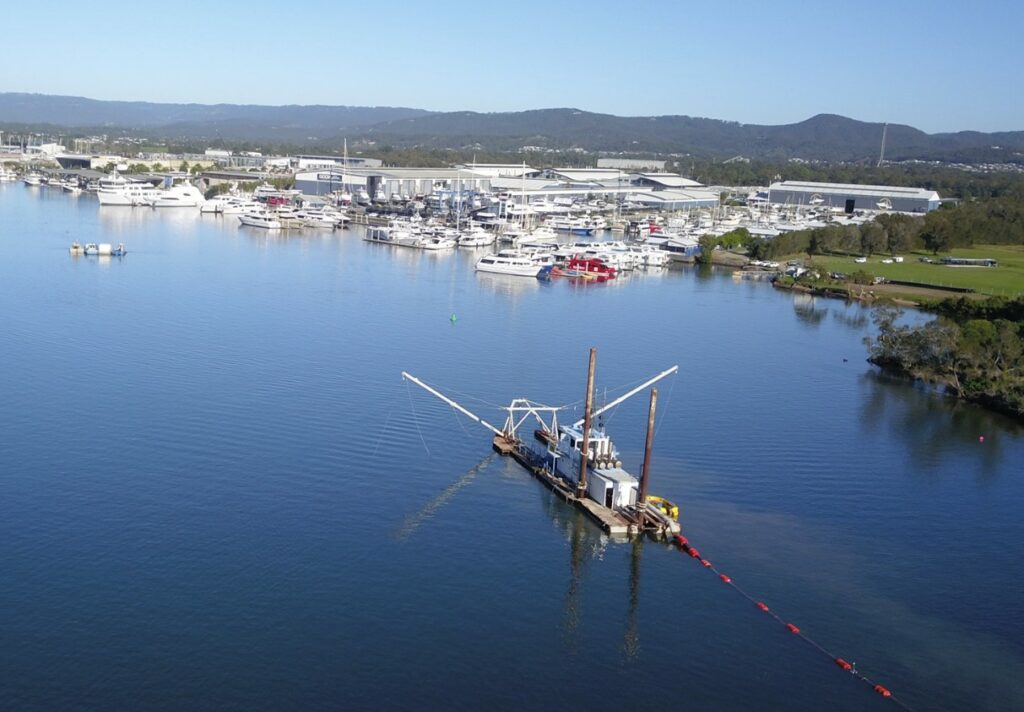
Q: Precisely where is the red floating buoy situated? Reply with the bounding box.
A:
[874,685,892,698]
[719,574,732,584]
[834,658,853,671]
[700,559,712,568]
[979,435,985,443]
[786,623,800,634]
[756,601,770,612]
[688,548,701,559]
[675,534,689,547]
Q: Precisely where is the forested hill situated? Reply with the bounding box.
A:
[362,110,1024,161]
[2,92,1023,162]
[0,93,430,140]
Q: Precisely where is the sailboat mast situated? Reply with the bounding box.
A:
[578,348,597,495]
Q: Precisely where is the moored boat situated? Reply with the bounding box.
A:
[476,252,553,278]
[555,256,617,281]
[78,242,127,256]
[238,210,282,229]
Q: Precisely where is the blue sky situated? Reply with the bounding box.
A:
[2,0,1020,133]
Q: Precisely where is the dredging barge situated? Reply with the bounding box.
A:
[402,348,681,538]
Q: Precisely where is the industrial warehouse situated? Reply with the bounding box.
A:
[293,162,720,210]
[767,180,941,213]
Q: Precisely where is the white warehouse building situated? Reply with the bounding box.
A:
[768,181,941,213]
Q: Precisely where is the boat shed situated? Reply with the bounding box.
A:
[628,188,720,210]
[630,173,705,190]
[542,168,627,183]
[768,181,941,213]
[295,167,491,198]
[598,157,667,171]
[295,155,383,170]
[454,163,538,178]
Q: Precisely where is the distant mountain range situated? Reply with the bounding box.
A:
[2,92,1023,163]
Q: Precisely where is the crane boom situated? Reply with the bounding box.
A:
[572,365,678,429]
[401,372,504,437]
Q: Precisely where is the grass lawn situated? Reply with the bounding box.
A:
[792,245,1024,297]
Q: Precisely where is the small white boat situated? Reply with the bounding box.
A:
[418,235,457,250]
[297,206,347,228]
[238,210,282,229]
[457,227,495,247]
[80,242,127,256]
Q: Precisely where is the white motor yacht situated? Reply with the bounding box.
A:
[419,235,457,250]
[96,172,160,206]
[476,252,552,277]
[148,183,205,208]
[457,227,495,247]
[238,210,282,229]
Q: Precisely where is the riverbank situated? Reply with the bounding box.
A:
[771,279,986,307]
[865,300,1024,423]
[787,245,1024,298]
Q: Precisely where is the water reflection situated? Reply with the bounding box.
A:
[98,205,202,236]
[859,369,1020,481]
[831,305,870,332]
[693,263,716,282]
[474,272,544,297]
[623,537,643,661]
[792,293,828,327]
[541,493,649,661]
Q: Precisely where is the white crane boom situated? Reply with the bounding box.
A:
[572,365,678,428]
[401,372,504,437]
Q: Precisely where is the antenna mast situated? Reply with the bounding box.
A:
[877,122,888,168]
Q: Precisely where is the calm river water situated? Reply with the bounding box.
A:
[1,185,1022,710]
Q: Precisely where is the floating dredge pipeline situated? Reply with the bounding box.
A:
[673,534,911,709]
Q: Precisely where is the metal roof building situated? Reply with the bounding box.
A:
[597,157,667,171]
[628,189,719,210]
[631,173,705,190]
[454,163,537,178]
[767,181,941,213]
[295,167,490,197]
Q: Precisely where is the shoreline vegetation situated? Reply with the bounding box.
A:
[863,299,1024,421]
[708,195,1024,421]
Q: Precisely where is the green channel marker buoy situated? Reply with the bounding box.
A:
[450,313,457,323]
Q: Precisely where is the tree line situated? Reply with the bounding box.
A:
[745,196,1024,260]
[680,159,1024,200]
[865,297,1024,420]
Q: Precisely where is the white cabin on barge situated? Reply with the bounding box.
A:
[527,424,639,511]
